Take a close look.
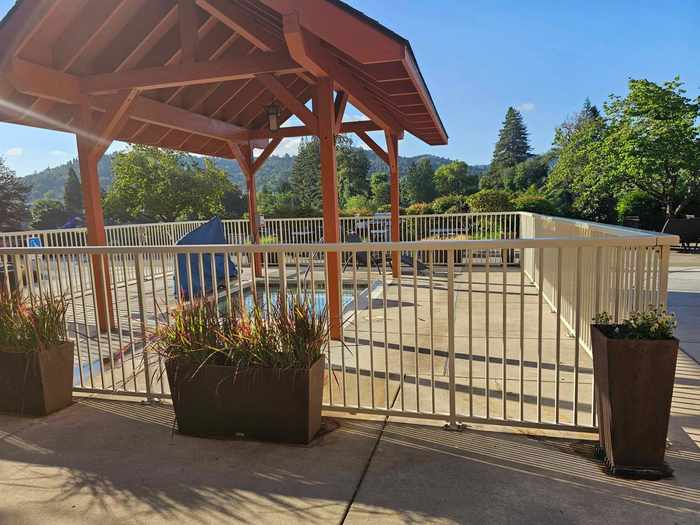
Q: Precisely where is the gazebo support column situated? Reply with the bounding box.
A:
[76,135,114,332]
[245,173,263,277]
[230,142,263,277]
[316,77,342,340]
[386,132,401,278]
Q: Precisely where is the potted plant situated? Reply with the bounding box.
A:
[0,291,73,416]
[591,309,678,478]
[153,295,326,444]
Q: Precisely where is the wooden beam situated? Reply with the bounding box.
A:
[81,51,302,94]
[256,73,317,131]
[8,58,81,104]
[178,0,199,63]
[247,119,381,140]
[316,76,342,339]
[52,0,126,72]
[282,14,403,135]
[334,90,348,134]
[6,58,267,144]
[195,0,279,51]
[385,131,400,277]
[355,130,388,165]
[0,0,58,72]
[76,101,114,332]
[229,141,262,275]
[252,137,282,174]
[89,89,139,159]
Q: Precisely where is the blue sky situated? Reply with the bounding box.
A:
[0,0,698,176]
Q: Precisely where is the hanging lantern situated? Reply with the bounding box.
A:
[266,103,280,131]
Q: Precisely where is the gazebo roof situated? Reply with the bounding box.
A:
[0,0,447,158]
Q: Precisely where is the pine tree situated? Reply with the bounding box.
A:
[289,137,322,212]
[490,107,531,171]
[403,158,436,203]
[0,158,30,231]
[63,165,83,215]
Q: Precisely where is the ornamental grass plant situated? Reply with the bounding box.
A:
[0,291,68,352]
[151,293,327,373]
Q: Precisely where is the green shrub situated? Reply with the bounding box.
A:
[616,190,664,230]
[513,193,557,215]
[466,189,514,213]
[430,194,469,214]
[405,202,433,215]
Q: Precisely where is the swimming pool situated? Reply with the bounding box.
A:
[236,283,362,313]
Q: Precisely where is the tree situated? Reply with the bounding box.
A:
[0,158,30,231]
[553,98,601,152]
[63,165,83,215]
[603,77,700,220]
[289,137,322,212]
[433,161,478,196]
[466,189,514,212]
[503,154,551,192]
[338,143,370,206]
[104,146,237,223]
[370,171,390,208]
[403,158,436,203]
[222,184,247,219]
[31,199,70,229]
[546,107,617,222]
[490,107,531,171]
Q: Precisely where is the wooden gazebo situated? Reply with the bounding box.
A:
[0,0,447,337]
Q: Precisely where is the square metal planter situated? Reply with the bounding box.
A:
[166,356,324,444]
[0,342,74,416]
[591,325,678,478]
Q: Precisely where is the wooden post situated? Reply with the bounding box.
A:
[316,77,342,340]
[246,172,263,277]
[76,123,114,332]
[386,131,401,277]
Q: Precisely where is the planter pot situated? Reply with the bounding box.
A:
[591,325,678,478]
[166,356,324,444]
[0,342,74,416]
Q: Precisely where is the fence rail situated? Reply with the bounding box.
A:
[0,213,677,432]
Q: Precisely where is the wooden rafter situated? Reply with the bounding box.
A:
[256,73,317,131]
[0,0,58,72]
[252,137,282,174]
[355,130,388,165]
[247,119,381,140]
[81,51,302,94]
[89,89,139,159]
[5,57,269,144]
[334,90,348,133]
[53,0,127,73]
[195,0,279,51]
[282,14,403,135]
[178,0,199,64]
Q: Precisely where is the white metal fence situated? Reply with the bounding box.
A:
[0,213,676,432]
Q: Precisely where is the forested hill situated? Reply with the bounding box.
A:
[22,147,487,202]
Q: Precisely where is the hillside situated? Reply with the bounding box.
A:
[22,147,487,202]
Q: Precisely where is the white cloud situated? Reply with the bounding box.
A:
[516,102,535,112]
[276,137,302,155]
[49,150,69,157]
[4,147,23,157]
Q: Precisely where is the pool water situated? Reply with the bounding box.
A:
[238,284,358,313]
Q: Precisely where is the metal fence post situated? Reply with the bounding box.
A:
[445,249,462,431]
[658,244,670,309]
[134,252,154,402]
